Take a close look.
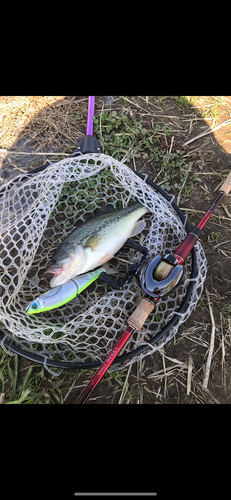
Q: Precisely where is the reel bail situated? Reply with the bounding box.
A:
[136,254,183,298]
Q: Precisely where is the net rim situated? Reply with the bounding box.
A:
[0,164,197,371]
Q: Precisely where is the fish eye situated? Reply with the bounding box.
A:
[32,304,38,310]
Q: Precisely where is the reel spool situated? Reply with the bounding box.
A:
[136,254,183,298]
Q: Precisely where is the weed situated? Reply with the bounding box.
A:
[211,231,221,241]
[158,96,170,106]
[201,97,223,126]
[157,96,190,109]
[104,370,126,387]
[222,303,231,318]
[93,111,171,161]
[93,111,198,194]
[173,96,191,109]
[197,297,205,309]
[0,352,64,404]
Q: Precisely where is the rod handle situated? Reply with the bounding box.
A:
[128,298,155,330]
[219,170,231,195]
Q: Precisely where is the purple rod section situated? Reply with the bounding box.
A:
[86,96,95,136]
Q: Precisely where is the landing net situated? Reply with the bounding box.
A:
[0,154,207,373]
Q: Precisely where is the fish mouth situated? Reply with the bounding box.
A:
[43,247,86,286]
[44,262,75,287]
[44,266,64,280]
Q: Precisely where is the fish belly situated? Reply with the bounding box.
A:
[79,219,142,274]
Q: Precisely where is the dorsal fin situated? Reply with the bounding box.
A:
[96,203,115,217]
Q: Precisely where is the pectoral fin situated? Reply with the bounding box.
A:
[98,250,114,265]
[130,220,146,238]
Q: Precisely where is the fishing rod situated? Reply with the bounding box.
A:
[75,170,231,404]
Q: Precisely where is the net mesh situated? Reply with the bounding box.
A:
[0,153,207,372]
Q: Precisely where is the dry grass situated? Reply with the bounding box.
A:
[0,96,66,148]
[0,96,89,172]
[109,282,231,405]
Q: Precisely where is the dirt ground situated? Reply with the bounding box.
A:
[1,95,231,404]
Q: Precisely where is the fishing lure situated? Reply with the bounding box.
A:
[26,267,106,315]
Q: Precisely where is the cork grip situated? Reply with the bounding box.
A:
[128,298,155,330]
[220,170,231,195]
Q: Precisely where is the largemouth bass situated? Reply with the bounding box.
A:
[44,201,149,287]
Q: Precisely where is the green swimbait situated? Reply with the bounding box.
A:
[26,267,105,315]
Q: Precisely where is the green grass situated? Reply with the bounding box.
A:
[173,96,191,109]
[189,96,226,126]
[210,231,221,242]
[222,303,231,333]
[222,303,231,318]
[0,349,65,404]
[0,346,131,404]
[93,110,200,195]
[157,96,191,109]
[201,97,224,126]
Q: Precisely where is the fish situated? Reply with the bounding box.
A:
[44,201,149,287]
[26,268,106,315]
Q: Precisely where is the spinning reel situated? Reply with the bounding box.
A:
[99,238,183,299]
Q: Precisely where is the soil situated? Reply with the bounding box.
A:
[1,95,231,404]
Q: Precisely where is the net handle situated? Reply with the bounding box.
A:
[86,96,95,136]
